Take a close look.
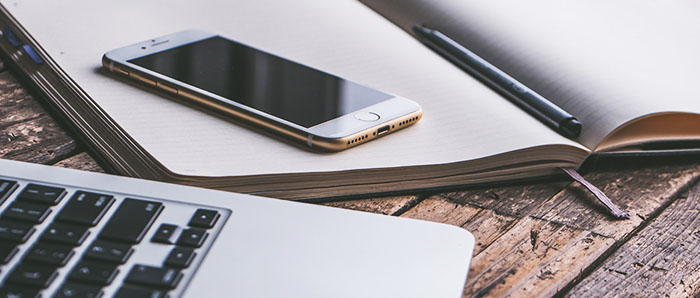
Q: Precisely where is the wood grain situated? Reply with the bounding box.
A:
[53,152,104,173]
[467,217,614,297]
[401,195,518,255]
[530,163,700,240]
[0,71,44,129]
[0,70,79,164]
[567,178,700,297]
[438,181,570,218]
[321,195,420,215]
[0,111,78,164]
[403,162,700,297]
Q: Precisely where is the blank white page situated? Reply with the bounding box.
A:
[3,0,583,177]
[364,0,700,149]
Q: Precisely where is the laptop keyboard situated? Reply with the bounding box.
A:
[0,177,229,298]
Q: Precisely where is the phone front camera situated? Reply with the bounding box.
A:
[141,46,147,49]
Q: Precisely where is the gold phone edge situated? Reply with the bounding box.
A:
[311,108,423,151]
[103,56,422,152]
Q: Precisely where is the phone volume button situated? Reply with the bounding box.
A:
[117,68,130,76]
[135,75,156,87]
[157,82,178,94]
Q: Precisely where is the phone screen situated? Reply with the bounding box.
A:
[128,36,393,128]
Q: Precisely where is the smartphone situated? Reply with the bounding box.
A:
[102,30,422,151]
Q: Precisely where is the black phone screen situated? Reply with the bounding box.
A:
[128,36,393,128]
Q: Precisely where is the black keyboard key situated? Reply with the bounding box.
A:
[2,201,51,223]
[177,228,208,248]
[164,247,196,268]
[0,242,19,264]
[54,282,103,298]
[6,263,58,288]
[114,285,167,298]
[0,179,18,206]
[25,242,74,266]
[84,240,133,264]
[17,183,66,205]
[56,191,114,226]
[99,198,163,243]
[68,261,119,285]
[41,223,90,246]
[0,220,35,242]
[151,223,181,244]
[125,264,182,289]
[188,208,220,229]
[0,286,40,298]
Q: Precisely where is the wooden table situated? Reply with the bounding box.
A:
[2,59,700,298]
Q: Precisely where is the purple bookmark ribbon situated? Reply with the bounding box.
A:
[561,168,630,219]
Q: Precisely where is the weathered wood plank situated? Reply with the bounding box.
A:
[401,195,518,255]
[531,163,700,240]
[400,161,700,297]
[402,194,482,225]
[0,71,45,129]
[495,164,700,297]
[401,180,570,257]
[0,115,78,164]
[461,210,518,256]
[439,181,569,218]
[53,152,104,173]
[567,179,700,297]
[321,195,420,215]
[0,66,80,164]
[465,217,614,297]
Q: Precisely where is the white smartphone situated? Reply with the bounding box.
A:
[102,30,422,151]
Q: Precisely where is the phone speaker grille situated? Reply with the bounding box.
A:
[398,116,418,127]
[347,134,369,145]
[347,116,418,145]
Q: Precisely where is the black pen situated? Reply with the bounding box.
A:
[413,25,582,139]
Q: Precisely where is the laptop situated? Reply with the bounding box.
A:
[0,158,474,298]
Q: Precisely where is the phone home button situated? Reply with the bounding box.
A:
[354,112,380,122]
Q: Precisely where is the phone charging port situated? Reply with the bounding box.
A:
[377,125,390,136]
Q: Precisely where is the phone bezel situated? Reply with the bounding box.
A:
[103,30,422,150]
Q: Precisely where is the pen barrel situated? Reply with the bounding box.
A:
[414,26,580,138]
[490,78,570,129]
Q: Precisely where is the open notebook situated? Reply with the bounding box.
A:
[0,0,697,200]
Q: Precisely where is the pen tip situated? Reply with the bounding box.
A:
[560,118,582,139]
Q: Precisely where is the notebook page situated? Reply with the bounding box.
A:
[4,0,584,177]
[363,0,700,150]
